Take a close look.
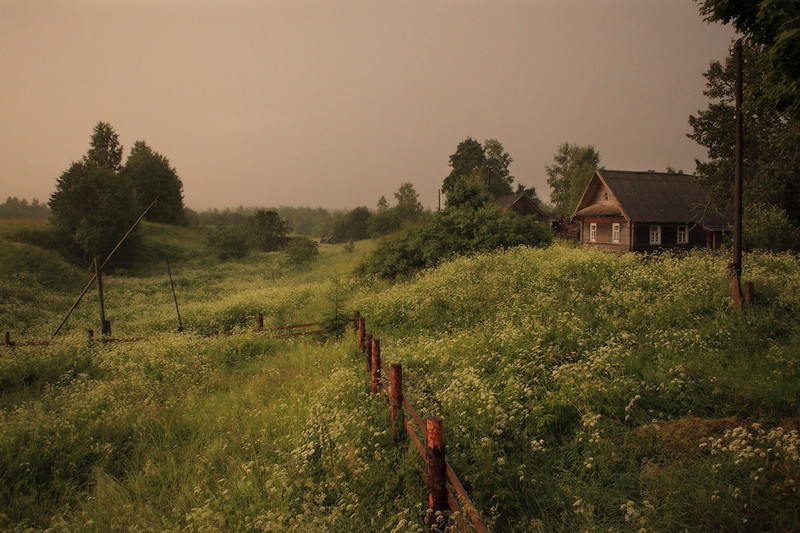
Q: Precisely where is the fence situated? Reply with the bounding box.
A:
[353,310,489,533]
[2,314,324,348]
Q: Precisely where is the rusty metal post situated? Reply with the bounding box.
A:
[390,364,404,439]
[256,313,264,332]
[370,338,381,395]
[364,334,373,372]
[744,282,755,307]
[357,317,366,351]
[426,417,447,531]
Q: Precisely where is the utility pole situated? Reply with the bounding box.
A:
[729,38,745,309]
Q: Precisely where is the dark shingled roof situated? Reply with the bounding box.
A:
[494,194,527,209]
[575,170,729,226]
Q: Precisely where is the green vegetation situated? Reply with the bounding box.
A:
[1,218,799,532]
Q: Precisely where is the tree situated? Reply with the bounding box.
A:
[85,121,123,171]
[330,207,371,243]
[247,209,290,252]
[376,196,389,212]
[49,161,138,261]
[49,122,139,263]
[697,0,800,117]
[445,173,493,211]
[545,142,601,218]
[688,44,800,224]
[483,139,515,197]
[393,182,424,223]
[121,141,186,225]
[442,138,486,195]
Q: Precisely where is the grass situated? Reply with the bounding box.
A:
[1,219,799,531]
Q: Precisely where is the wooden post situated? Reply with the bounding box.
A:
[357,317,366,351]
[256,313,264,332]
[744,282,755,307]
[3,331,11,347]
[426,417,447,531]
[353,310,361,332]
[364,334,373,372]
[87,329,94,340]
[370,338,381,395]
[94,257,110,336]
[390,364,404,439]
[730,38,745,310]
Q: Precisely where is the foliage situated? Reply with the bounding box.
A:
[194,206,334,237]
[121,141,186,225]
[283,236,319,267]
[444,174,493,210]
[368,183,426,238]
[393,182,424,223]
[85,121,123,171]
[2,228,800,532]
[247,209,290,252]
[0,197,49,219]
[49,160,139,263]
[206,224,250,261]
[367,207,403,238]
[330,206,371,243]
[688,43,800,223]
[356,200,553,279]
[442,137,526,199]
[546,142,601,219]
[744,203,798,251]
[697,0,800,118]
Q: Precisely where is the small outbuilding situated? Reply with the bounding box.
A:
[494,194,552,224]
[572,169,729,252]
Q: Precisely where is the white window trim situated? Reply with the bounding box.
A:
[649,225,661,245]
[677,225,688,244]
[612,223,620,244]
[589,222,597,242]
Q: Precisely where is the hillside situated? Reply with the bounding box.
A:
[1,226,799,531]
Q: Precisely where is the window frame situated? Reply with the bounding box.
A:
[649,225,661,245]
[589,222,597,242]
[612,222,620,244]
[677,224,689,244]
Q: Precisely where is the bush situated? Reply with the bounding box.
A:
[356,204,553,279]
[284,237,319,266]
[206,225,250,261]
[744,203,798,251]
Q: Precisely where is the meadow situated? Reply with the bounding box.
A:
[1,219,799,532]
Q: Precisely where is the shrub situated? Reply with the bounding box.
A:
[206,225,250,261]
[284,236,319,266]
[744,203,798,251]
[356,204,553,279]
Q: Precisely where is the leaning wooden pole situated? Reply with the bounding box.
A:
[52,197,160,338]
[729,38,745,310]
[166,259,183,333]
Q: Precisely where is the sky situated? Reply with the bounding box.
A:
[0,0,736,211]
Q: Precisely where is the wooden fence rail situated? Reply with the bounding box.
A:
[2,317,324,349]
[353,310,489,533]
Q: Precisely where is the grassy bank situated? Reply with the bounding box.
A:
[1,221,799,531]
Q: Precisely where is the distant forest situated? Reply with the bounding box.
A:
[187,206,339,237]
[0,197,50,219]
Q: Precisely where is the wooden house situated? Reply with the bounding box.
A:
[494,194,552,224]
[572,169,729,252]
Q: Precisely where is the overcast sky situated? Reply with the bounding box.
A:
[1,0,735,211]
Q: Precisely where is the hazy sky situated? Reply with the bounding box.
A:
[1,0,735,211]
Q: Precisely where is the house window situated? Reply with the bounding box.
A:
[677,225,688,244]
[603,192,609,201]
[649,225,661,245]
[589,222,597,242]
[612,223,620,244]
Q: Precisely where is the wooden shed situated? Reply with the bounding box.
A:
[572,169,729,252]
[494,194,552,224]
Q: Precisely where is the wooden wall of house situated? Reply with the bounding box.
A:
[589,182,622,211]
[580,216,629,252]
[631,223,709,252]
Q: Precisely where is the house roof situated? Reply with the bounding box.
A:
[494,194,553,219]
[574,170,729,225]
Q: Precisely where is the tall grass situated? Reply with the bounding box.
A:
[2,227,799,531]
